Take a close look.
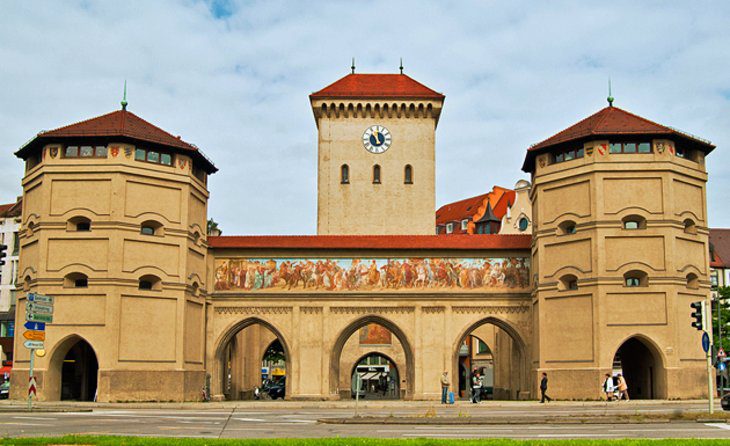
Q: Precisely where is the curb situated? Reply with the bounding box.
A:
[318,416,674,425]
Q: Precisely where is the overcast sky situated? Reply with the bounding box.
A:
[1,1,729,234]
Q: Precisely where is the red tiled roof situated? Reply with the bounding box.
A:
[436,187,515,234]
[16,109,217,173]
[0,197,22,218]
[310,74,444,100]
[208,234,531,250]
[522,105,715,172]
[710,229,730,268]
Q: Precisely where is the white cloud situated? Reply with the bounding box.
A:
[1,0,728,233]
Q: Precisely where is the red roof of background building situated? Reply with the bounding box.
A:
[522,105,715,172]
[436,186,515,234]
[15,109,217,173]
[710,229,730,268]
[208,234,531,250]
[310,74,444,100]
[0,197,22,218]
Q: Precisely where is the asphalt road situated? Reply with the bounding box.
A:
[1,402,730,439]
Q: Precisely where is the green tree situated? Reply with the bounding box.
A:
[712,286,730,350]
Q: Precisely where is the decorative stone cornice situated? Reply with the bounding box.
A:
[215,306,291,315]
[330,306,415,315]
[452,305,529,315]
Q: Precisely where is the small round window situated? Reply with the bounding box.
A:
[518,217,529,232]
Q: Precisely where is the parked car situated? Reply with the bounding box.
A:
[260,378,286,400]
[0,381,9,399]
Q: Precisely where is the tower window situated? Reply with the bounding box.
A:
[373,165,381,184]
[553,147,584,164]
[140,220,163,236]
[139,275,162,291]
[64,145,107,158]
[135,147,174,166]
[609,142,652,154]
[622,215,646,230]
[624,270,648,287]
[686,273,699,289]
[404,164,413,184]
[340,164,349,184]
[64,272,88,288]
[446,223,454,234]
[559,220,577,235]
[67,216,91,232]
[559,274,578,291]
[683,218,697,234]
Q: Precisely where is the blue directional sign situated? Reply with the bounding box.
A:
[720,362,727,372]
[702,332,711,353]
[23,321,45,331]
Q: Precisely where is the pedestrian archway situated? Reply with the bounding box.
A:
[350,352,400,400]
[452,317,529,400]
[53,338,98,401]
[215,318,290,400]
[330,316,414,399]
[612,335,666,399]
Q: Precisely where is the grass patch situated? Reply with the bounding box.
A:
[0,437,729,446]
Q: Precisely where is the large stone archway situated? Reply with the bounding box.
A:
[212,317,292,400]
[45,334,99,402]
[329,315,415,400]
[451,316,530,400]
[611,334,667,399]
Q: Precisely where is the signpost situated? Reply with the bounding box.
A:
[24,293,54,411]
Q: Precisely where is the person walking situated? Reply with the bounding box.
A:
[471,372,482,403]
[540,372,552,403]
[616,373,630,401]
[440,371,450,404]
[602,373,615,401]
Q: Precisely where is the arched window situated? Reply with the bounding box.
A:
[138,274,162,291]
[191,282,199,297]
[67,216,91,232]
[686,273,699,289]
[622,215,646,230]
[684,218,697,234]
[559,274,578,291]
[340,164,349,184]
[64,272,88,288]
[140,220,163,236]
[404,164,413,184]
[559,220,577,235]
[373,164,381,184]
[624,270,648,287]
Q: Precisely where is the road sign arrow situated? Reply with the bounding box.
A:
[27,302,54,315]
[24,340,44,349]
[25,313,52,324]
[23,321,45,331]
[23,330,45,341]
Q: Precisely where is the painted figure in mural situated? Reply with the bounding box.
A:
[213,257,531,292]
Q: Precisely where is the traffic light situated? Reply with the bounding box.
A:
[690,301,704,331]
[0,243,6,267]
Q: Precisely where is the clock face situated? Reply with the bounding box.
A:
[363,125,392,154]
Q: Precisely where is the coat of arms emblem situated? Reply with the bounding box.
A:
[50,147,58,158]
[179,159,187,170]
[110,146,120,157]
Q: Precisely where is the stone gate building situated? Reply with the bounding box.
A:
[9,71,715,402]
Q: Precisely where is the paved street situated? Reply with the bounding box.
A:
[1,401,730,439]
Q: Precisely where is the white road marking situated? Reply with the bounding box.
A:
[706,423,730,430]
[234,417,267,422]
[12,416,58,420]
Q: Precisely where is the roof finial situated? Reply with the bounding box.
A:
[351,57,355,74]
[607,77,614,107]
[399,57,404,74]
[121,80,128,110]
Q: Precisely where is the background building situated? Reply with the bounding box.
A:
[0,197,21,363]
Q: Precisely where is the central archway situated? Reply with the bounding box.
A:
[329,315,415,399]
[47,335,99,401]
[452,317,529,400]
[214,318,291,400]
[350,352,401,400]
[612,335,666,399]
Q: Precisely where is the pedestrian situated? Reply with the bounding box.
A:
[440,371,450,404]
[616,373,629,401]
[540,372,552,403]
[602,373,615,401]
[472,372,482,403]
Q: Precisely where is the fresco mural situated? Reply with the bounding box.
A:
[213,257,530,292]
[360,324,393,345]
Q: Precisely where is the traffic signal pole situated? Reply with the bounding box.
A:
[705,300,714,414]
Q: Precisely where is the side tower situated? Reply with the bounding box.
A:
[12,104,217,401]
[523,102,715,399]
[310,71,444,235]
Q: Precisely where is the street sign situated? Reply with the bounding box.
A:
[720,362,727,372]
[25,313,52,323]
[23,330,45,342]
[702,332,711,353]
[28,376,37,398]
[24,340,44,349]
[28,293,54,305]
[719,347,726,359]
[26,302,53,315]
[23,321,45,331]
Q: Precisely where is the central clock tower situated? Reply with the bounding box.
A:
[310,72,445,235]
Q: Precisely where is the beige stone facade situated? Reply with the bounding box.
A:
[8,74,716,403]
